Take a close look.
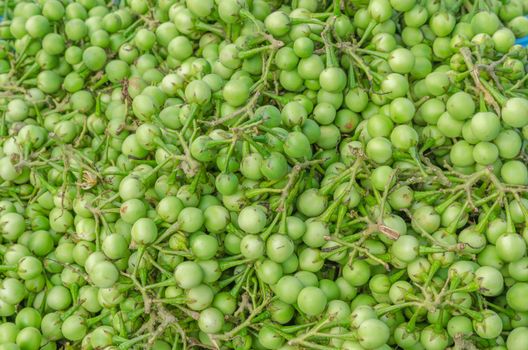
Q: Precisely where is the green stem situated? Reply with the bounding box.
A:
[445,201,469,235]
[333,0,341,15]
[195,21,225,37]
[505,199,516,233]
[376,302,417,316]
[479,78,507,106]
[260,211,281,240]
[180,104,198,135]
[219,258,253,271]
[117,334,152,349]
[0,265,15,271]
[92,74,108,89]
[238,45,273,59]
[16,62,38,84]
[357,22,376,47]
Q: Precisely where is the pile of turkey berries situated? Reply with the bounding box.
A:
[2,0,528,349]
